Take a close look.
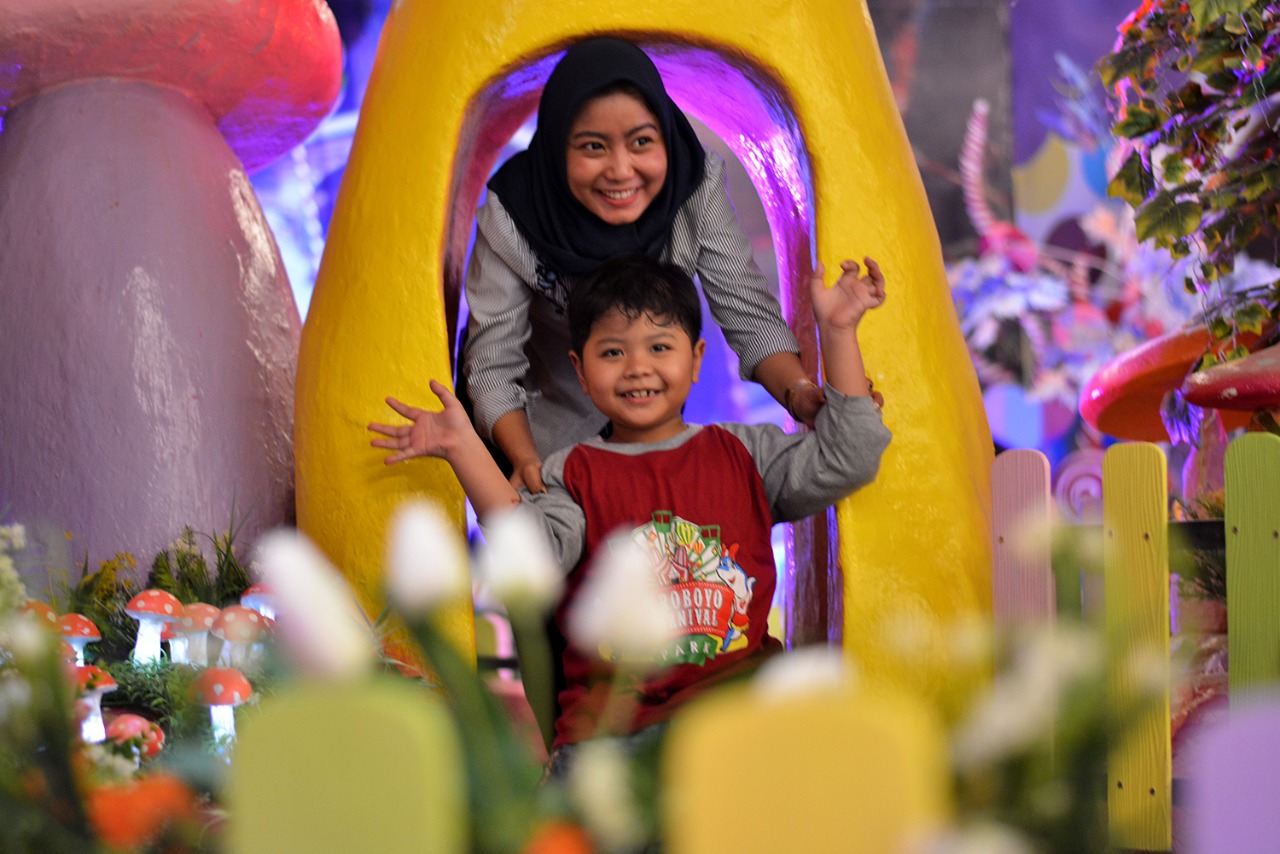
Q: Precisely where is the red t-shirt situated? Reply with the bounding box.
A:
[552,425,784,746]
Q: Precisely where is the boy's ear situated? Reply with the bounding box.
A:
[691,338,706,383]
[569,350,589,394]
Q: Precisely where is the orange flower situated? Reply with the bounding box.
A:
[87,773,199,849]
[522,821,595,854]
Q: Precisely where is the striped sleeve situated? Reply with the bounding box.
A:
[461,193,537,440]
[669,151,800,380]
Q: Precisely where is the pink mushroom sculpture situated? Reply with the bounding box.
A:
[106,713,165,762]
[0,0,342,564]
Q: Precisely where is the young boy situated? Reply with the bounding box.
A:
[370,253,890,751]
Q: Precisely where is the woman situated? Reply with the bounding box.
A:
[461,36,826,492]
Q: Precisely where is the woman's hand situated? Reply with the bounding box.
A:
[509,458,547,494]
[786,379,827,428]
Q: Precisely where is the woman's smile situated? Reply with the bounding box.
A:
[565,91,668,225]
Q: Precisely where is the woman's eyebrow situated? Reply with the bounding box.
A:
[569,122,659,142]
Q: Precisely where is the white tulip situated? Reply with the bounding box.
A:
[751,645,858,702]
[254,530,377,679]
[386,501,469,613]
[474,506,563,613]
[566,535,674,665]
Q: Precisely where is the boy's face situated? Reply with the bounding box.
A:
[569,309,705,444]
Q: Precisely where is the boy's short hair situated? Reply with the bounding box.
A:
[569,254,703,354]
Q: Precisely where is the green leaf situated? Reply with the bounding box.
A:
[1188,0,1262,27]
[1097,44,1158,89]
[1162,152,1190,185]
[1114,103,1163,138]
[1199,352,1221,370]
[1135,191,1203,242]
[1108,150,1155,206]
[1209,316,1233,339]
[1234,302,1271,334]
[1244,168,1280,202]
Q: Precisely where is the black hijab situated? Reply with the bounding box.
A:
[487,37,706,277]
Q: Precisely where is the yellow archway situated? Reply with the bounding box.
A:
[296,0,992,714]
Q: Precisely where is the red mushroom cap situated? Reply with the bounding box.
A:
[1081,324,1255,441]
[19,600,58,626]
[210,605,269,644]
[239,582,276,610]
[57,613,101,641]
[75,664,117,695]
[161,623,179,642]
[178,603,221,634]
[125,589,183,622]
[1182,345,1280,411]
[191,667,252,707]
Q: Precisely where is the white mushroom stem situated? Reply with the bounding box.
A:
[132,617,166,664]
[168,636,190,664]
[217,641,262,673]
[209,704,237,743]
[187,631,211,667]
[80,697,106,743]
[69,641,87,666]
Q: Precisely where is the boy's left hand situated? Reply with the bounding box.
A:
[810,257,886,331]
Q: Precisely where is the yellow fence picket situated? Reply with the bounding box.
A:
[227,679,467,854]
[1102,442,1171,852]
[663,685,949,853]
[1225,432,1280,701]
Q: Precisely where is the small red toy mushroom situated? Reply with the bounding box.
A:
[56,613,101,665]
[239,582,277,620]
[106,713,165,761]
[125,589,184,664]
[18,600,58,629]
[210,605,270,672]
[176,603,221,668]
[191,666,252,745]
[75,664,118,743]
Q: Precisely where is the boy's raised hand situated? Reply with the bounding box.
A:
[369,379,474,464]
[809,257,886,331]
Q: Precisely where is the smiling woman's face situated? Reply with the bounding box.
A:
[565,91,668,225]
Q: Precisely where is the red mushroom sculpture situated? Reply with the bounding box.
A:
[192,666,252,746]
[56,613,101,666]
[125,589,183,665]
[0,0,342,564]
[1081,324,1256,440]
[75,664,118,743]
[211,605,271,672]
[176,603,221,668]
[1182,345,1280,416]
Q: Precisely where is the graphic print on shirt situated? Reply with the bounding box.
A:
[631,510,755,666]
